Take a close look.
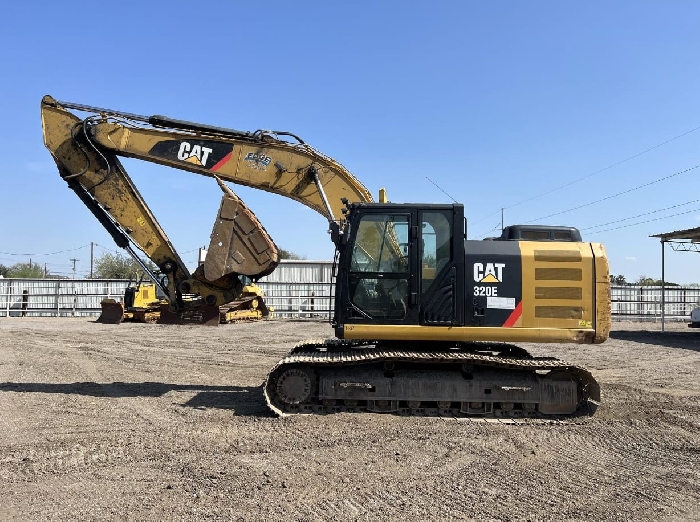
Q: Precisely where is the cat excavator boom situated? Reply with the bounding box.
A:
[41,95,372,322]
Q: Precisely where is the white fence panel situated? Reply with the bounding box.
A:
[0,279,129,317]
[611,285,700,322]
[3,275,700,323]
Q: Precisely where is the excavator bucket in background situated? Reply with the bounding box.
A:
[204,178,279,281]
[97,299,125,324]
[157,303,220,326]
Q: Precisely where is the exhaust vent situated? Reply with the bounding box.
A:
[535,306,583,319]
[534,250,582,262]
[535,287,582,300]
[535,268,582,281]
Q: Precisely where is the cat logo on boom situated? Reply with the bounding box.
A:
[177,142,213,167]
[473,262,505,283]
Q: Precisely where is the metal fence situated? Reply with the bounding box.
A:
[256,260,335,319]
[0,278,333,320]
[0,279,130,317]
[611,285,700,322]
[258,282,334,319]
[2,277,699,322]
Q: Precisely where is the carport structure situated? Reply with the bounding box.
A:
[650,226,700,331]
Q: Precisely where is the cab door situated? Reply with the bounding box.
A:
[342,210,417,324]
[418,208,465,326]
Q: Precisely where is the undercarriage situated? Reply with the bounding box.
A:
[264,340,600,419]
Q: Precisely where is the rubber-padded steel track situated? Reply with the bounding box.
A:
[263,339,600,419]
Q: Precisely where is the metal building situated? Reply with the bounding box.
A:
[256,260,335,319]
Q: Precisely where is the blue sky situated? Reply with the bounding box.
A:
[2,1,700,282]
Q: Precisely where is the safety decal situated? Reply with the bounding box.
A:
[244,152,272,171]
[487,296,516,310]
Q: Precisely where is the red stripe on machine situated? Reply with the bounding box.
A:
[210,152,233,171]
[502,301,522,327]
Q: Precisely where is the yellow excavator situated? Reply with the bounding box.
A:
[41,95,610,418]
[98,275,272,325]
[98,280,164,324]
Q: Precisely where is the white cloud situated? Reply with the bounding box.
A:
[624,256,637,262]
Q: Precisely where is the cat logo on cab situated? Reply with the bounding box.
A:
[473,262,505,283]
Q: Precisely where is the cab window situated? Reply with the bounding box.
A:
[348,214,409,320]
[421,211,451,295]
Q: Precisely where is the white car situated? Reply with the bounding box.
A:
[690,308,700,328]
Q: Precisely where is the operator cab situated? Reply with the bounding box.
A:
[333,202,467,333]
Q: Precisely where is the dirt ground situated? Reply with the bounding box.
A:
[0,318,698,521]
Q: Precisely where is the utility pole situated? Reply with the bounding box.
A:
[501,208,504,232]
[90,242,94,279]
[70,258,79,280]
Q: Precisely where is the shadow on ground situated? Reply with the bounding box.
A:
[0,381,271,416]
[610,330,700,351]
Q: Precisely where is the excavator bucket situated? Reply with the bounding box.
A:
[204,180,279,281]
[157,303,220,326]
[96,299,125,324]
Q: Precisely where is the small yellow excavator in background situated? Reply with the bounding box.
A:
[98,277,272,325]
[97,280,163,324]
[219,277,273,323]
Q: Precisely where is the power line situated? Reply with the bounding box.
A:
[581,199,700,232]
[0,244,91,256]
[425,176,458,203]
[527,163,700,223]
[587,207,700,234]
[474,223,504,240]
[93,243,122,255]
[470,123,700,226]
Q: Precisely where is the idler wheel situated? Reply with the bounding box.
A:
[276,368,312,405]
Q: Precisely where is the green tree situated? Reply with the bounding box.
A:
[0,264,8,277]
[278,248,305,260]
[93,252,157,280]
[609,274,627,285]
[7,262,48,278]
[634,275,678,286]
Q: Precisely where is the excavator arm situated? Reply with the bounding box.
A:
[41,95,372,314]
[42,96,373,220]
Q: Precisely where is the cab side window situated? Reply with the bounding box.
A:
[421,211,451,296]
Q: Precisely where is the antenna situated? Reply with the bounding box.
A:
[425,176,458,203]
